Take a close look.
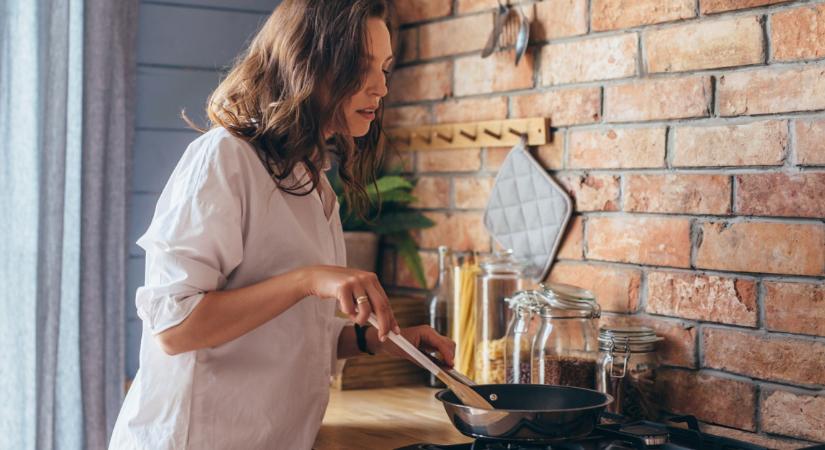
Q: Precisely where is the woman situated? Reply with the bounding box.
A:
[109,1,455,449]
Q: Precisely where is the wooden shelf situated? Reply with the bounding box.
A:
[385,117,550,151]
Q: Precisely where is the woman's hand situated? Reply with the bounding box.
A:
[376,325,456,368]
[303,265,400,341]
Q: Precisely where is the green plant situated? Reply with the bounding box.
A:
[330,170,434,288]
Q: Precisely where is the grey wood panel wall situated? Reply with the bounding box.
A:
[127,0,279,378]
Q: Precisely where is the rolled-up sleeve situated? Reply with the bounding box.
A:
[135,135,245,335]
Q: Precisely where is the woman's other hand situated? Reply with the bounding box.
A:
[379,325,456,368]
[303,265,400,341]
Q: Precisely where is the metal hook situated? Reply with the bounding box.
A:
[459,127,477,141]
[435,130,453,143]
[483,127,501,139]
[508,127,526,138]
[411,131,432,145]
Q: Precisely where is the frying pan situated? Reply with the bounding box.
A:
[364,314,611,442]
[436,369,613,442]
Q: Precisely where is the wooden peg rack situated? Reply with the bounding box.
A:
[385,117,549,151]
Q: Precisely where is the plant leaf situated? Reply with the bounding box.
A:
[366,176,413,198]
[376,189,417,204]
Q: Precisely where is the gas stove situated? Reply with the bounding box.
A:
[396,415,775,450]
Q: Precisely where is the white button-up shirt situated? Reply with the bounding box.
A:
[109,127,349,449]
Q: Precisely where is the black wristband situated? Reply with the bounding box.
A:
[353,323,374,355]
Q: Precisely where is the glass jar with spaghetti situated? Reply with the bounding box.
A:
[473,250,527,385]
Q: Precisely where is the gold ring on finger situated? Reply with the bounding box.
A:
[355,295,369,305]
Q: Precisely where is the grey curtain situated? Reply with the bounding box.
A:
[0,0,138,448]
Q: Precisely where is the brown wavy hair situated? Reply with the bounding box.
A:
[188,0,395,215]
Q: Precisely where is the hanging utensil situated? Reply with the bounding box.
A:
[367,314,495,410]
[482,0,509,58]
[513,5,530,66]
[498,3,521,52]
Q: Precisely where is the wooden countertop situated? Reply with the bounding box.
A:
[314,386,471,449]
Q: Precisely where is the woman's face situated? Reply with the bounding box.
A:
[342,18,393,137]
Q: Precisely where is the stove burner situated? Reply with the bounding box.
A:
[616,424,669,446]
[395,414,773,450]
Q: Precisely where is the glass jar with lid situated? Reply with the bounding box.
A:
[596,326,662,420]
[474,250,527,385]
[531,283,601,389]
[503,291,543,384]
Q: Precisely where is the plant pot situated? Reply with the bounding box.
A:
[343,231,380,272]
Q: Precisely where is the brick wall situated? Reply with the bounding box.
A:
[381,0,825,446]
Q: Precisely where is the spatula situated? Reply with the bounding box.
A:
[367,314,494,410]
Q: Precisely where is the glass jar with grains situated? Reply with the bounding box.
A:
[532,283,600,389]
[596,326,662,420]
[503,291,543,384]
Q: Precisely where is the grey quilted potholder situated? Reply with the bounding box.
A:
[483,137,572,281]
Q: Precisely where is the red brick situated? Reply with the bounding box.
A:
[761,389,825,442]
[600,314,697,368]
[454,176,494,209]
[396,250,439,289]
[511,88,601,126]
[456,0,497,14]
[417,148,481,173]
[454,52,534,97]
[399,28,417,63]
[416,212,490,252]
[395,1,452,24]
[386,61,452,104]
[657,369,756,430]
[432,97,508,124]
[700,423,811,450]
[419,14,491,60]
[771,3,825,62]
[605,77,712,122]
[719,66,825,116]
[547,262,641,312]
[765,281,825,336]
[795,119,825,166]
[625,174,730,215]
[647,271,757,326]
[557,215,583,260]
[558,174,620,212]
[736,172,825,218]
[568,127,665,169]
[696,221,825,276]
[411,176,450,209]
[703,327,825,386]
[532,0,588,40]
[672,120,788,167]
[701,0,791,14]
[644,16,764,73]
[592,0,695,31]
[486,130,564,171]
[533,141,564,170]
[384,105,431,128]
[587,216,692,267]
[485,147,511,171]
[541,34,637,85]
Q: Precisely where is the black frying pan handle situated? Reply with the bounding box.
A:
[664,414,700,431]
